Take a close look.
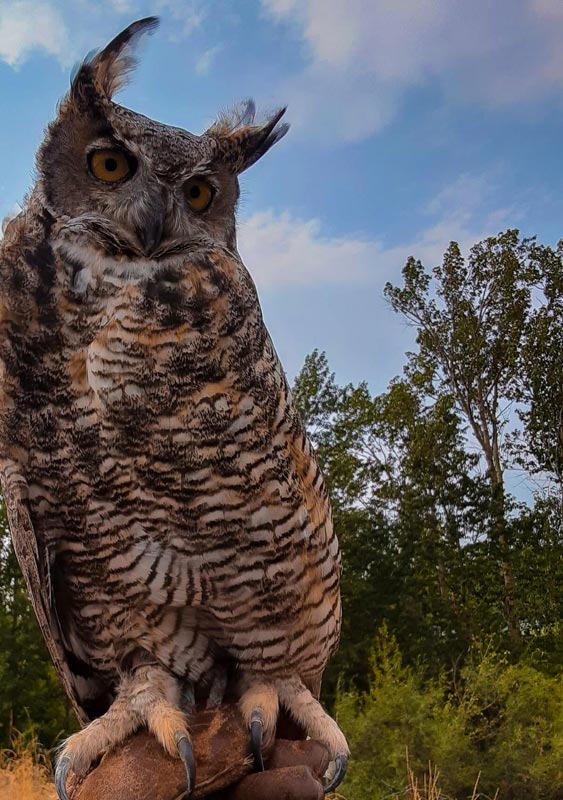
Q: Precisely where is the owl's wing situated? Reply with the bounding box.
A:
[0,216,111,726]
[3,477,91,726]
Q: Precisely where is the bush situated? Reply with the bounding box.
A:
[461,648,563,798]
[335,627,563,800]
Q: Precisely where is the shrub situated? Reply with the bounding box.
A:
[335,627,563,800]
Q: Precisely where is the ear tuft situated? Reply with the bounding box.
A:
[207,103,289,174]
[70,17,159,105]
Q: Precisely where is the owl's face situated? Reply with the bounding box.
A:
[35,18,287,261]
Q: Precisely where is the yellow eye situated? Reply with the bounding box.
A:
[185,177,214,212]
[89,149,133,182]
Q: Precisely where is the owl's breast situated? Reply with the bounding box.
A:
[85,285,168,405]
[63,245,249,404]
[63,246,270,463]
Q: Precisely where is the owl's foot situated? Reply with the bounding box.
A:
[175,732,196,796]
[239,676,349,794]
[239,681,279,772]
[250,708,266,771]
[54,665,195,800]
[323,754,349,794]
[277,677,349,794]
[206,662,228,709]
[181,663,228,714]
[54,756,71,800]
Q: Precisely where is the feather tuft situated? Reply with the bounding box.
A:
[70,17,159,102]
[206,103,289,174]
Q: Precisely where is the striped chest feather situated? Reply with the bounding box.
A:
[0,234,341,682]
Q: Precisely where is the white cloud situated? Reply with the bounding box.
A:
[238,211,379,288]
[0,0,206,68]
[195,45,221,76]
[0,1,71,67]
[238,172,517,290]
[154,0,205,39]
[426,173,496,217]
[262,0,563,141]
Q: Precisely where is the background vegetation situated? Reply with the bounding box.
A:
[0,230,562,797]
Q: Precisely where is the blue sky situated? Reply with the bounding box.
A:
[1,0,563,394]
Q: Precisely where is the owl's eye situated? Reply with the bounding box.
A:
[184,177,214,212]
[88,149,135,183]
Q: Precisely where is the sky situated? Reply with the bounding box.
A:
[1,0,563,394]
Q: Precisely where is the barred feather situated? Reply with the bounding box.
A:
[0,204,341,720]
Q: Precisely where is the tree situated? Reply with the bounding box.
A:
[293,355,497,684]
[518,239,563,511]
[384,230,543,643]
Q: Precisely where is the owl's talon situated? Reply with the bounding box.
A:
[250,709,265,771]
[54,755,71,800]
[182,680,196,714]
[206,664,228,709]
[175,732,196,797]
[323,754,348,795]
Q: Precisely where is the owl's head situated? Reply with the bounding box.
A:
[36,17,288,258]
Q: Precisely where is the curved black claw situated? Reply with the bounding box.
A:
[175,733,196,798]
[206,664,228,709]
[250,709,265,772]
[55,755,71,800]
[182,680,196,714]
[323,754,348,795]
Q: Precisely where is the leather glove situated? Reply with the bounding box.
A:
[68,703,330,800]
[211,739,330,800]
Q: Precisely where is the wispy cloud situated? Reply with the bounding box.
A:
[195,44,221,76]
[262,0,563,142]
[0,1,72,67]
[239,210,378,288]
[239,172,518,290]
[0,0,206,68]
[154,0,205,39]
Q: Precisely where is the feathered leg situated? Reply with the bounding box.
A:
[55,664,195,800]
[276,676,349,793]
[237,673,349,793]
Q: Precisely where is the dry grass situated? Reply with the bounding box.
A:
[394,749,500,800]
[0,732,56,800]
[329,748,500,800]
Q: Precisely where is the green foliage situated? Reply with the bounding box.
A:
[517,240,563,499]
[293,356,507,691]
[337,628,563,800]
[0,511,72,748]
[292,231,563,790]
[384,231,553,643]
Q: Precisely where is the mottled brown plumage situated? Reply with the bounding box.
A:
[0,17,348,796]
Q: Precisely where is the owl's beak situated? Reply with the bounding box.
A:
[135,193,166,256]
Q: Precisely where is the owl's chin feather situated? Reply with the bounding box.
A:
[54,212,213,263]
[55,212,142,256]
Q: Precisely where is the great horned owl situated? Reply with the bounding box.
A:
[0,18,348,798]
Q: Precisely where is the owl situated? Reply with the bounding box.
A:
[0,17,349,799]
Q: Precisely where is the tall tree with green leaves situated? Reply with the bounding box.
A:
[518,239,563,510]
[293,353,495,684]
[384,230,544,643]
